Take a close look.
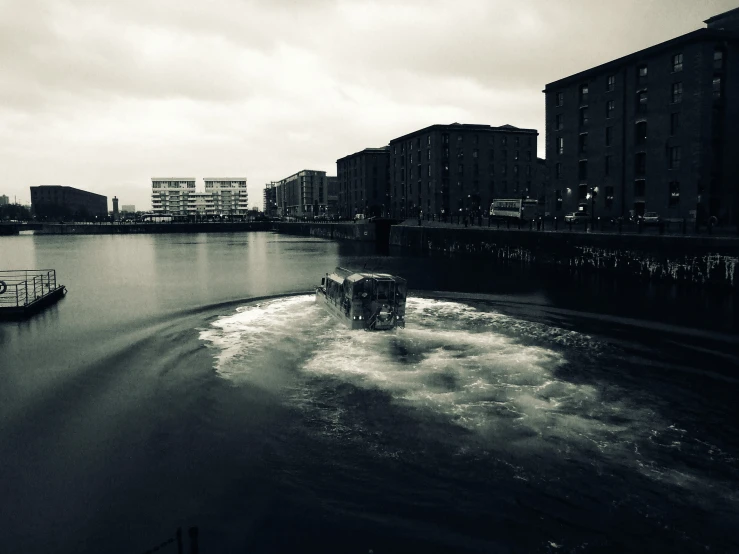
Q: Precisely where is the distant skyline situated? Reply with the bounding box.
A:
[1,0,736,210]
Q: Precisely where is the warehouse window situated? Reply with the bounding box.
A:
[671,82,683,103]
[672,53,683,73]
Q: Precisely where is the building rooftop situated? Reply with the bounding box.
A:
[336,146,390,163]
[151,177,196,181]
[30,185,107,198]
[274,169,326,182]
[705,6,739,26]
[389,122,538,144]
[545,18,739,90]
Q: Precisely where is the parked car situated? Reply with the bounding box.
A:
[564,212,590,224]
[642,212,661,225]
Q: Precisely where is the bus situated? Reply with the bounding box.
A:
[140,214,189,223]
[489,198,541,221]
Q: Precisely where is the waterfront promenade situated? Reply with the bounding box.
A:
[390,219,739,289]
[400,215,739,239]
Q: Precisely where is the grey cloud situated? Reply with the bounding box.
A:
[1,0,736,210]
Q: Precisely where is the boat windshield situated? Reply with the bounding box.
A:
[375,279,393,300]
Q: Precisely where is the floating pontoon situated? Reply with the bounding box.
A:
[0,269,67,319]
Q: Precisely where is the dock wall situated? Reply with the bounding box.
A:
[272,222,377,242]
[30,222,270,235]
[390,225,739,288]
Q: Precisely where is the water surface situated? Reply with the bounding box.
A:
[1,232,737,553]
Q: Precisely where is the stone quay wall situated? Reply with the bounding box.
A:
[30,222,270,235]
[390,225,739,288]
[272,222,377,242]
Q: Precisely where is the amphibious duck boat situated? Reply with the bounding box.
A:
[316,267,407,330]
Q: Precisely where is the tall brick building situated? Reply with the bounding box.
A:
[544,8,739,224]
[326,176,339,217]
[388,123,539,219]
[336,147,389,218]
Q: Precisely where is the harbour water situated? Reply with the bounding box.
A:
[1,232,738,553]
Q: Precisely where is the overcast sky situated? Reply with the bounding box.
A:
[0,0,735,210]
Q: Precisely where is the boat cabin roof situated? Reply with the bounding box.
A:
[346,272,403,283]
[326,273,345,284]
[326,270,405,286]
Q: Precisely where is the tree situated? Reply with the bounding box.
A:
[0,203,32,221]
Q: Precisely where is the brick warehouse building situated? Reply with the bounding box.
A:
[388,123,540,219]
[30,185,107,220]
[336,147,389,219]
[326,176,339,217]
[544,8,739,225]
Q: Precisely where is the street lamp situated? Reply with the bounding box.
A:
[696,193,702,232]
[588,186,598,226]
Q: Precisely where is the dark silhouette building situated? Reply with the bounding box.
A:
[388,123,539,219]
[544,8,739,225]
[30,186,108,220]
[263,182,278,217]
[326,176,339,217]
[336,147,389,218]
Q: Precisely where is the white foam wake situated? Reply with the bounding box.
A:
[198,295,733,499]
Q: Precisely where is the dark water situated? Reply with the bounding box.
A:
[1,232,738,554]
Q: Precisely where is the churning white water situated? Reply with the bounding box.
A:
[199,295,737,508]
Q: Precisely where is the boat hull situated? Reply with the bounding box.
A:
[316,288,401,330]
[316,288,364,329]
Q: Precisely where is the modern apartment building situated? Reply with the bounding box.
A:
[336,147,389,218]
[388,123,539,219]
[151,178,248,217]
[30,185,108,219]
[151,178,196,216]
[186,193,214,217]
[544,8,739,224]
[0,195,9,206]
[272,170,329,218]
[203,178,248,217]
